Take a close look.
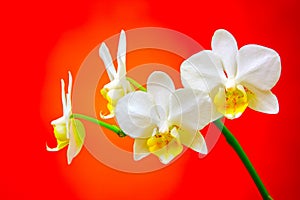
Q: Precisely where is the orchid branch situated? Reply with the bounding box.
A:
[127,77,147,92]
[71,114,126,137]
[214,118,273,200]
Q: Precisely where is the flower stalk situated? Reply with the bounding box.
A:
[213,118,272,200]
[71,113,126,137]
[127,77,147,92]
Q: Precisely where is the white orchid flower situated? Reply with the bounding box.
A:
[181,29,281,119]
[47,72,85,165]
[99,30,134,119]
[115,71,211,164]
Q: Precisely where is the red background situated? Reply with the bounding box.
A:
[1,0,299,199]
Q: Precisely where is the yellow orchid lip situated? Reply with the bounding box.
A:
[101,87,114,112]
[145,125,183,164]
[101,87,125,115]
[147,131,174,152]
[100,88,109,99]
[53,124,68,141]
[49,124,70,151]
[214,84,251,119]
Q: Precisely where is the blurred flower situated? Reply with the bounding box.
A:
[99,30,133,119]
[47,72,85,164]
[115,71,211,164]
[181,29,281,119]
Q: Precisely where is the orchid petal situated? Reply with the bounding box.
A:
[66,72,72,113]
[168,88,213,131]
[99,43,116,81]
[46,140,69,152]
[147,71,175,119]
[190,132,207,154]
[178,128,207,154]
[247,87,279,114]
[116,30,127,80]
[212,29,238,78]
[236,44,281,91]
[115,91,158,138]
[67,119,85,165]
[106,88,125,104]
[67,71,72,100]
[133,138,150,161]
[61,79,67,115]
[99,112,115,119]
[180,50,226,93]
[102,78,122,90]
[50,116,65,125]
[119,77,132,96]
[65,72,73,138]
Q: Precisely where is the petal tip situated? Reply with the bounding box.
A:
[200,143,208,155]
[100,111,115,119]
[120,29,125,35]
[67,156,73,165]
[46,143,58,152]
[133,153,145,161]
[213,29,232,37]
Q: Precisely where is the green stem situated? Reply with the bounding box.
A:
[71,113,126,137]
[127,77,147,92]
[213,119,272,200]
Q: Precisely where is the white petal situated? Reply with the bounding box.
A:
[116,30,127,80]
[211,29,238,78]
[178,127,207,154]
[147,71,175,119]
[248,87,279,114]
[119,77,131,96]
[106,88,124,103]
[60,79,67,115]
[67,119,85,165]
[103,78,122,90]
[46,141,68,152]
[115,91,158,138]
[191,132,207,154]
[99,43,116,81]
[67,71,73,100]
[66,72,72,111]
[51,116,65,125]
[133,139,150,161]
[46,145,60,152]
[211,101,224,121]
[99,112,115,119]
[168,88,213,131]
[180,50,226,93]
[66,72,73,137]
[236,44,281,90]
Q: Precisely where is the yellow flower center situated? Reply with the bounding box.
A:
[146,131,174,152]
[101,87,124,113]
[54,124,68,141]
[214,84,252,119]
[53,124,69,150]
